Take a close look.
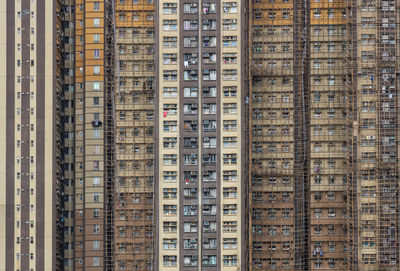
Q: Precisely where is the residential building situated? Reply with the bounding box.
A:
[0,0,65,270]
[155,0,248,269]
[114,0,156,270]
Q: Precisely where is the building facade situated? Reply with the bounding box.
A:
[62,0,116,270]
[2,1,400,271]
[347,0,400,270]
[114,0,156,270]
[155,0,248,269]
[72,0,115,270]
[249,0,400,271]
[249,0,349,269]
[0,0,65,270]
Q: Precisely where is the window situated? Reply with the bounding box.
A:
[223,53,237,64]
[202,2,216,14]
[203,221,217,232]
[203,137,217,148]
[183,238,198,249]
[223,137,237,148]
[94,2,100,10]
[163,3,177,14]
[93,82,100,90]
[93,66,100,75]
[202,19,217,30]
[163,36,177,48]
[94,224,100,234]
[93,208,100,218]
[203,170,217,182]
[184,205,198,216]
[203,36,217,47]
[163,154,177,165]
[163,87,178,98]
[183,137,198,149]
[184,3,198,13]
[223,19,237,30]
[163,221,177,233]
[184,255,198,267]
[184,19,198,31]
[223,255,237,266]
[203,69,216,81]
[93,193,100,202]
[223,103,237,114]
[184,222,197,233]
[93,34,100,43]
[183,103,198,115]
[314,9,321,18]
[163,103,178,115]
[223,36,237,47]
[203,103,216,114]
[184,188,198,199]
[183,154,198,165]
[223,86,237,97]
[163,121,177,132]
[223,187,237,198]
[203,120,217,131]
[163,53,177,65]
[184,36,198,48]
[163,70,177,81]
[203,238,217,249]
[184,120,197,132]
[223,170,237,181]
[163,137,177,148]
[184,87,198,98]
[163,238,177,249]
[93,257,100,266]
[163,20,177,31]
[223,2,237,13]
[93,177,100,186]
[184,70,198,81]
[202,255,217,266]
[223,204,237,215]
[184,53,198,67]
[93,18,100,27]
[163,205,177,216]
[163,256,177,267]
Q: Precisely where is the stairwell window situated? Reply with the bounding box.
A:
[93,18,100,27]
[314,9,321,19]
[93,66,100,75]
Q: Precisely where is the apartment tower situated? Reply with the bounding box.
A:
[63,0,76,268]
[61,0,115,269]
[346,0,400,270]
[0,0,65,270]
[250,0,348,270]
[71,0,115,270]
[250,0,400,270]
[156,0,248,269]
[114,0,156,270]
